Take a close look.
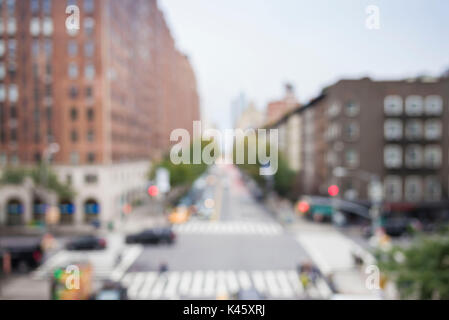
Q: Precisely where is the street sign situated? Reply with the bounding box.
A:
[369,181,383,203]
[156,168,170,194]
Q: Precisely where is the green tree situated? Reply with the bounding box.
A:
[149,139,217,188]
[376,232,449,300]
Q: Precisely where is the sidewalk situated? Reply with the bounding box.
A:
[291,219,382,299]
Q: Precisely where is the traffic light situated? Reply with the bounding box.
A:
[328,185,339,197]
[297,201,310,214]
[148,185,159,197]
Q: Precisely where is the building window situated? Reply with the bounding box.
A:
[30,18,40,36]
[70,108,78,121]
[327,103,341,118]
[384,176,402,202]
[326,123,340,141]
[71,130,78,143]
[345,149,359,168]
[405,96,424,116]
[0,63,5,79]
[44,39,53,57]
[384,120,403,140]
[0,85,5,102]
[84,17,95,36]
[384,145,402,168]
[68,62,78,78]
[8,84,18,102]
[87,108,94,121]
[424,146,442,168]
[43,0,52,15]
[424,120,442,140]
[405,120,423,140]
[86,87,93,99]
[85,174,98,184]
[424,177,441,201]
[424,95,443,115]
[405,145,423,168]
[85,64,95,80]
[344,122,359,141]
[68,40,78,56]
[69,86,79,99]
[87,129,94,142]
[70,151,79,165]
[345,101,359,117]
[31,0,39,14]
[87,153,96,163]
[84,0,94,13]
[85,41,94,57]
[405,176,422,202]
[7,18,16,35]
[0,40,5,57]
[42,17,53,36]
[384,95,403,115]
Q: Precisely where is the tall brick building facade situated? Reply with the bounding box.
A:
[0,0,200,166]
[0,0,200,226]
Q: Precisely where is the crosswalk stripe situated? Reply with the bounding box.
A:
[150,274,167,299]
[138,272,157,300]
[216,271,228,297]
[122,270,327,300]
[190,271,204,297]
[226,271,239,294]
[203,271,216,297]
[265,271,281,298]
[276,271,294,298]
[174,221,282,236]
[251,271,267,294]
[238,271,252,291]
[287,270,304,295]
[179,271,192,297]
[128,272,145,299]
[163,272,181,299]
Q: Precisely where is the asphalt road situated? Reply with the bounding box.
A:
[123,164,326,300]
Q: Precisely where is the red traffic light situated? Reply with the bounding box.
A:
[148,186,159,197]
[328,185,339,197]
[297,201,310,214]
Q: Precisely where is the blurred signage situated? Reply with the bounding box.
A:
[45,206,61,225]
[156,168,170,194]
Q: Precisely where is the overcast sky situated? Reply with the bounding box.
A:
[159,0,449,130]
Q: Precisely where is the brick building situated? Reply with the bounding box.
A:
[270,75,449,221]
[0,0,200,226]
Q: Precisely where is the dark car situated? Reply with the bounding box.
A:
[0,237,44,271]
[125,228,176,245]
[363,218,411,238]
[66,236,107,251]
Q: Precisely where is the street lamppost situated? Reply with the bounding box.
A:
[333,167,383,234]
[42,143,60,229]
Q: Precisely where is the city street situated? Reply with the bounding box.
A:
[121,164,332,300]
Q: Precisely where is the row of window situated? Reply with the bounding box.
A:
[68,40,95,57]
[68,62,95,80]
[328,101,360,118]
[384,176,441,202]
[384,145,443,169]
[385,95,443,116]
[0,83,18,102]
[326,122,360,141]
[70,151,96,164]
[385,119,442,140]
[70,129,95,143]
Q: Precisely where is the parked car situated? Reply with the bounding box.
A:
[0,238,43,271]
[66,236,107,251]
[125,228,176,245]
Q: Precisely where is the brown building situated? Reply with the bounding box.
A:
[296,76,449,219]
[0,0,200,167]
[0,0,200,226]
[265,83,298,125]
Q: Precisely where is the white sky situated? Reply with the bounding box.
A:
[158,0,449,130]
